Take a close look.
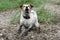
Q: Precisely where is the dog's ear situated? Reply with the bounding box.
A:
[20,4,23,9]
[29,4,33,8]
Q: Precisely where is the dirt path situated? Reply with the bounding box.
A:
[0,10,19,40]
[0,0,60,40]
[0,10,14,27]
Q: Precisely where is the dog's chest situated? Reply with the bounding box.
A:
[22,13,35,25]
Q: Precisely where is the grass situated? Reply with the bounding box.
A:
[0,0,47,11]
[56,2,60,5]
[37,6,55,23]
[0,0,19,11]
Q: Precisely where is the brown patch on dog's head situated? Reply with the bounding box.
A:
[29,4,33,8]
[20,4,33,9]
[20,4,23,9]
[20,4,33,12]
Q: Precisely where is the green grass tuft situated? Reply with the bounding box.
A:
[56,2,60,5]
[37,6,55,23]
[9,11,21,25]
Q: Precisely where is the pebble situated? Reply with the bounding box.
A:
[1,38,4,40]
[31,36,34,39]
[0,33,3,37]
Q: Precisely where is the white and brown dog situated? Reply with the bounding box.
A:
[18,4,40,36]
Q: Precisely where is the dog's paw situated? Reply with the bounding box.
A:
[37,27,40,34]
[17,30,21,34]
[20,32,28,37]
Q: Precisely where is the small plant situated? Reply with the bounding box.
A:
[37,6,55,23]
[9,11,21,25]
[56,2,60,5]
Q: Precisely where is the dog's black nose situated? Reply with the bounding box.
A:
[26,7,28,11]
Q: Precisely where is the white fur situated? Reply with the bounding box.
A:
[18,4,40,35]
[20,10,39,27]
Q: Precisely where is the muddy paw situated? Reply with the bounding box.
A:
[17,30,21,34]
[20,32,28,37]
[37,27,40,34]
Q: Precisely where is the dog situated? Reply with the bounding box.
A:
[18,4,40,36]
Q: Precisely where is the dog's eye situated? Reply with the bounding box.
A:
[23,6,25,7]
[27,6,29,7]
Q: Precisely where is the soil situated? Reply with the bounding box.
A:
[0,0,60,40]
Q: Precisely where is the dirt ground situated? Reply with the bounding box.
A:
[0,0,60,40]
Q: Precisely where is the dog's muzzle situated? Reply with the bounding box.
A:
[25,7,29,13]
[23,7,30,19]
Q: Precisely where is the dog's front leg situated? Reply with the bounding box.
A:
[17,24,22,34]
[21,25,32,36]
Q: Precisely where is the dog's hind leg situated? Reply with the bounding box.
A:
[35,22,40,34]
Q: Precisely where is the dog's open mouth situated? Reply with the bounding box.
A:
[25,7,29,13]
[25,11,29,13]
[25,9,29,13]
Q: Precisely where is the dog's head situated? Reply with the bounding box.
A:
[20,4,33,13]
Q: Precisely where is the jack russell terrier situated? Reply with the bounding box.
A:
[18,4,40,36]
